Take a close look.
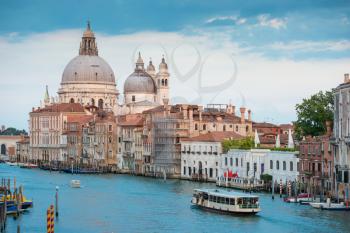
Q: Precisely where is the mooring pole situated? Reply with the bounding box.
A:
[55,186,59,217]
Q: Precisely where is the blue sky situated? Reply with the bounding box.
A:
[0,0,350,129]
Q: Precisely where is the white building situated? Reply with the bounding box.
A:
[180,132,244,181]
[221,149,299,183]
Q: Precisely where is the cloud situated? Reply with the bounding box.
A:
[268,40,350,52]
[257,14,287,29]
[205,16,247,26]
[0,29,349,129]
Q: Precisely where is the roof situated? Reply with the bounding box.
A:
[194,189,258,198]
[124,70,156,94]
[181,131,244,143]
[67,115,93,124]
[31,103,85,113]
[118,114,144,126]
[253,122,278,128]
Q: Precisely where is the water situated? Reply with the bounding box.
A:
[1,164,349,233]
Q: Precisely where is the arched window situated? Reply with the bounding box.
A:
[98,99,103,109]
[165,79,168,86]
[91,98,95,106]
[1,144,6,155]
[246,126,249,132]
[276,161,280,170]
[195,124,198,130]
[270,160,273,169]
[70,98,74,103]
[290,161,293,171]
[283,161,286,170]
[235,125,238,132]
[162,79,165,86]
[203,124,207,130]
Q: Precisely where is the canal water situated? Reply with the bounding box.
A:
[1,164,349,233]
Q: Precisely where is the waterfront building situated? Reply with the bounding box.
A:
[181,132,243,181]
[221,149,299,183]
[298,125,334,196]
[0,135,23,161]
[332,73,350,200]
[16,136,30,162]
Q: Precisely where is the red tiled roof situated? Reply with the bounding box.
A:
[118,114,144,126]
[67,115,93,124]
[31,103,85,113]
[181,131,244,142]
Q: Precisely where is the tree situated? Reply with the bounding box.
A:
[295,90,333,139]
[222,137,254,153]
[0,127,27,135]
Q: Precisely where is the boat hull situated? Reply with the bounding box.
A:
[192,202,260,215]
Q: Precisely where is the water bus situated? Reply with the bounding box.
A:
[191,189,261,215]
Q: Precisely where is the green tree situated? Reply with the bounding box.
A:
[0,127,27,135]
[295,90,333,139]
[222,137,254,153]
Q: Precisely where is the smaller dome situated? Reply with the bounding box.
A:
[124,70,156,94]
[159,57,168,70]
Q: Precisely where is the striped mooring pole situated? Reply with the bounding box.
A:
[288,181,292,197]
[279,179,282,198]
[47,205,54,233]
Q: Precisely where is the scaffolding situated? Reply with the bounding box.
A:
[152,115,189,177]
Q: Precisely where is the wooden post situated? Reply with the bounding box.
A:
[279,179,283,198]
[47,205,54,233]
[55,186,59,217]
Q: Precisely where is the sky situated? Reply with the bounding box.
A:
[0,0,349,130]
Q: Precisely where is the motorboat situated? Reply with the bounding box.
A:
[70,180,81,188]
[284,193,313,203]
[310,198,350,211]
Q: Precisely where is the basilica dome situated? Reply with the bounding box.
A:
[124,70,156,94]
[61,55,115,84]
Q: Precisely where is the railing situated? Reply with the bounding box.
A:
[239,204,259,209]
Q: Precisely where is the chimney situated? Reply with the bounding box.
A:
[326,121,332,136]
[199,106,203,121]
[248,109,252,121]
[240,107,246,124]
[344,73,350,83]
[182,105,188,120]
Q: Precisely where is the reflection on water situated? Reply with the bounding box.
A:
[1,164,349,233]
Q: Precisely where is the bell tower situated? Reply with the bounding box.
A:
[155,56,170,105]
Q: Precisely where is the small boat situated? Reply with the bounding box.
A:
[284,193,313,203]
[5,162,18,166]
[191,188,260,215]
[310,198,350,211]
[20,163,38,169]
[70,180,81,188]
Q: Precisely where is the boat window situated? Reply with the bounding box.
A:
[230,198,235,205]
[225,198,230,204]
[203,193,208,200]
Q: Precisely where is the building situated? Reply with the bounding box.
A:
[16,136,30,162]
[221,149,299,183]
[332,73,350,200]
[181,132,244,181]
[0,135,28,161]
[299,128,334,197]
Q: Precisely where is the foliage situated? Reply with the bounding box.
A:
[222,137,254,152]
[0,127,27,136]
[260,174,272,182]
[269,147,298,152]
[294,90,333,139]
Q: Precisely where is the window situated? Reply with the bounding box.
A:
[223,125,226,131]
[203,124,207,130]
[109,125,112,132]
[276,161,280,170]
[209,168,213,177]
[235,158,238,166]
[165,79,168,86]
[290,161,293,171]
[318,163,321,171]
[70,98,74,103]
[98,99,103,109]
[215,169,218,177]
[132,96,135,102]
[91,98,95,106]
[188,167,192,176]
[246,126,249,132]
[270,160,273,169]
[283,161,286,171]
[225,157,228,166]
[236,126,238,132]
[183,166,186,175]
[230,158,233,166]
[195,124,198,130]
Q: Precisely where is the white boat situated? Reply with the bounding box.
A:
[310,198,350,211]
[70,180,81,188]
[5,162,18,166]
[191,188,261,214]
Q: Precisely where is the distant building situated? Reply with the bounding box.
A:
[16,136,30,162]
[222,149,299,183]
[298,121,334,197]
[0,135,23,161]
[181,131,244,181]
[333,73,350,200]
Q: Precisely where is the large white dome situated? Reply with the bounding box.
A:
[61,55,116,84]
